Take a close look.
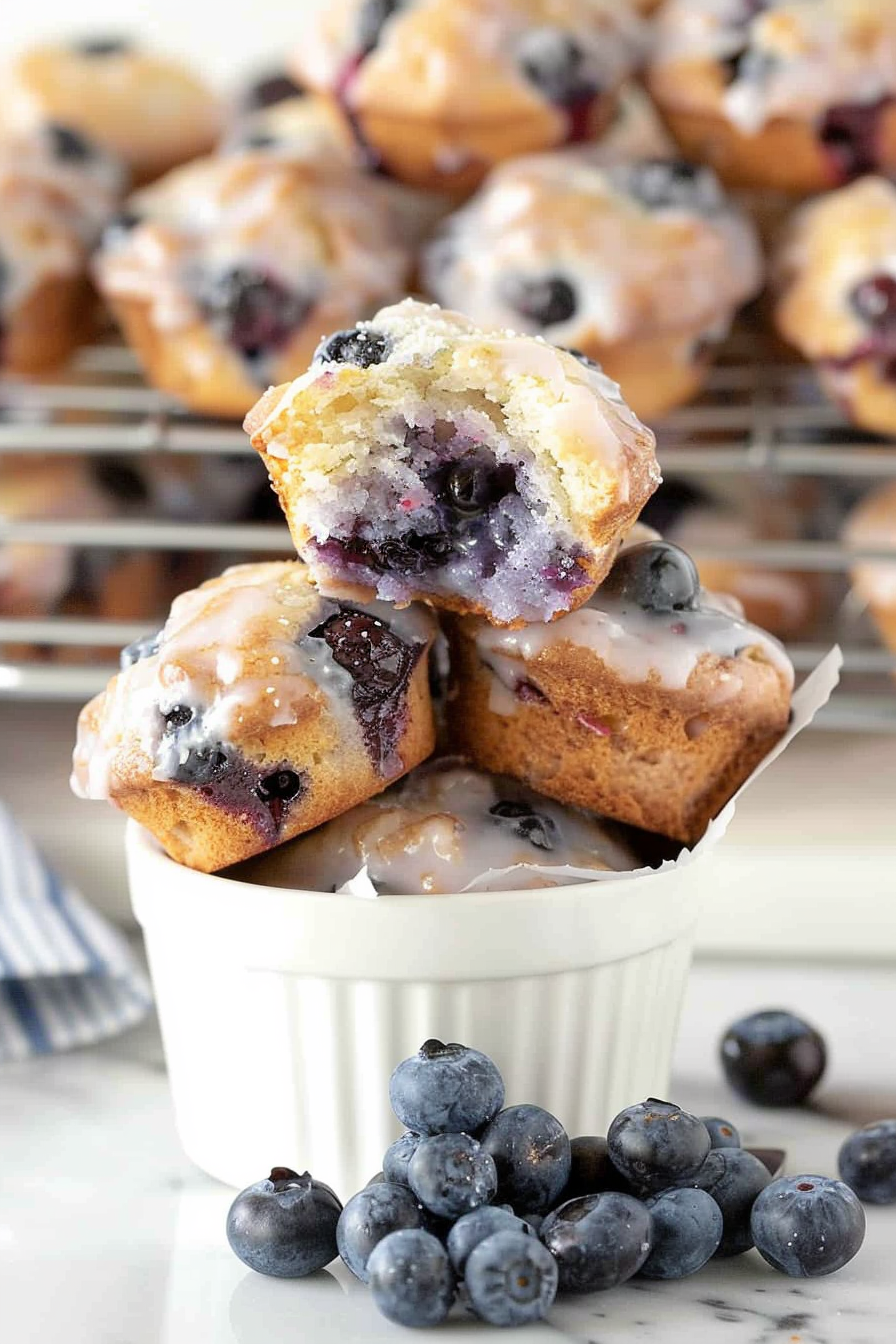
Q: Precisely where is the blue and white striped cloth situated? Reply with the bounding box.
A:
[0,804,152,1062]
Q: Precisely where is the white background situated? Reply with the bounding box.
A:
[0,3,325,84]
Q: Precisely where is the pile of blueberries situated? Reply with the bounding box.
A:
[225,1019,885,1331]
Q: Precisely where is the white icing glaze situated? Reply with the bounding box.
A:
[233,762,641,894]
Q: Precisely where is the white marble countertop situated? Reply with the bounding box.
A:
[2,956,895,1344]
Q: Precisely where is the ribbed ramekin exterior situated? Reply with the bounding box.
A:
[144,931,695,1196]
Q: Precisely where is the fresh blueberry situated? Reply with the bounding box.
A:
[517,28,598,107]
[407,1132,498,1220]
[446,1205,533,1275]
[720,1010,827,1107]
[751,1176,866,1277]
[480,1104,571,1214]
[193,266,310,363]
[389,1040,505,1137]
[498,273,578,328]
[850,274,896,330]
[45,122,94,163]
[367,1171,387,1186]
[225,1166,342,1278]
[336,1181,424,1283]
[675,1147,771,1256]
[120,631,161,669]
[73,36,131,56]
[640,1188,723,1279]
[539,1192,652,1293]
[313,327,390,368]
[242,70,305,110]
[383,1132,422,1187]
[367,1229,455,1328]
[839,1120,896,1204]
[701,1117,742,1150]
[358,0,403,55]
[564,1136,631,1199]
[601,542,701,615]
[607,1099,711,1193]
[465,1230,558,1327]
[489,800,556,852]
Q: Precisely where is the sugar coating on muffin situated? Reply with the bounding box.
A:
[93,154,412,418]
[423,153,762,418]
[72,562,437,871]
[245,299,660,627]
[232,759,644,893]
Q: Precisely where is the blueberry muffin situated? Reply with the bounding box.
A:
[423,154,762,421]
[245,300,660,627]
[1,38,221,184]
[647,0,896,194]
[774,175,896,437]
[93,154,412,420]
[0,123,125,373]
[448,537,794,845]
[72,562,437,871]
[233,759,644,893]
[289,0,646,192]
[843,482,896,670]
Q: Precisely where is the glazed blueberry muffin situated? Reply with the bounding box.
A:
[245,300,661,626]
[233,759,644,893]
[423,154,763,421]
[0,123,125,373]
[844,482,896,671]
[647,0,896,194]
[0,38,221,184]
[289,0,646,192]
[93,154,413,419]
[448,537,794,845]
[72,562,437,871]
[774,175,896,438]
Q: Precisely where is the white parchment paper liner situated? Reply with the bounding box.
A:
[335,648,843,897]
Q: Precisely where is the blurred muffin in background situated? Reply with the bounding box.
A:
[0,38,222,184]
[0,122,125,373]
[774,175,896,439]
[423,154,762,421]
[844,481,896,670]
[289,0,646,194]
[93,153,413,419]
[647,0,896,194]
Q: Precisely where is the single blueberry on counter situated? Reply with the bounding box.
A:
[336,1181,424,1282]
[225,1166,342,1278]
[446,1205,533,1276]
[389,1040,505,1136]
[480,1104,571,1214]
[751,1176,866,1277]
[701,1116,742,1150]
[465,1229,558,1327]
[539,1192,652,1293]
[675,1146,771,1257]
[607,1099,710,1193]
[383,1131,421,1187]
[367,1228,455,1329]
[641,1188,723,1279]
[720,1009,827,1107]
[408,1132,498,1220]
[838,1120,896,1204]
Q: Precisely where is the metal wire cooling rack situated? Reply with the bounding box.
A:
[1,328,895,729]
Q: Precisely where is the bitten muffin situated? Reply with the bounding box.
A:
[647,0,896,194]
[233,759,644,893]
[423,154,763,421]
[0,38,221,184]
[71,561,437,871]
[289,0,645,192]
[0,123,125,373]
[844,481,896,669]
[93,154,412,420]
[245,299,660,627]
[448,538,794,845]
[774,175,896,438]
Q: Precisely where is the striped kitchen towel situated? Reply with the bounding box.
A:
[0,803,152,1062]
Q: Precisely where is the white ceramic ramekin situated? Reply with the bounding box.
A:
[127,812,731,1197]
